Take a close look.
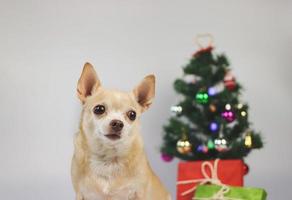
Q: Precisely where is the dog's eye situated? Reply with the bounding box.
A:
[127,110,136,121]
[93,105,106,115]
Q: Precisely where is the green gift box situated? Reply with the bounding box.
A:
[194,185,267,200]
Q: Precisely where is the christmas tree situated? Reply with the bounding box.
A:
[161,41,263,161]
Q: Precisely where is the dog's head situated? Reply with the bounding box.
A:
[77,63,155,147]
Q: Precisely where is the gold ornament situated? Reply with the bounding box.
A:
[241,111,247,117]
[176,139,192,154]
[237,103,248,118]
[237,103,243,109]
[209,104,217,112]
[244,132,252,148]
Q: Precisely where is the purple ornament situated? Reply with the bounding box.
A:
[208,87,217,96]
[161,153,173,162]
[197,145,204,152]
[197,145,208,153]
[209,122,219,132]
[222,110,236,122]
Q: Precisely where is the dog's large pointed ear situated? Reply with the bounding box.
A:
[77,62,101,103]
[133,74,155,112]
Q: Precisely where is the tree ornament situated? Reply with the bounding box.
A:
[196,91,209,104]
[221,104,235,122]
[177,129,192,154]
[236,103,247,118]
[170,105,182,114]
[214,137,228,152]
[209,104,217,112]
[176,139,192,154]
[224,79,236,91]
[225,104,232,110]
[244,132,253,148]
[207,140,215,150]
[237,103,243,109]
[224,71,236,91]
[209,121,219,132]
[207,87,217,96]
[243,163,250,175]
[208,83,225,97]
[161,153,174,162]
[197,144,208,153]
[240,111,247,117]
[221,109,236,122]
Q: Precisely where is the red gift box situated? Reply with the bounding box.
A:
[177,159,244,200]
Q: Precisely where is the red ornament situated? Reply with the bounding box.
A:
[161,153,174,162]
[224,71,236,91]
[224,80,236,90]
[243,163,249,175]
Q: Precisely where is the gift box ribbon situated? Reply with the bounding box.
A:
[193,185,243,200]
[177,159,243,200]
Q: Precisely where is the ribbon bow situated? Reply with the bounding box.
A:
[177,159,222,196]
[177,159,243,200]
[193,184,243,200]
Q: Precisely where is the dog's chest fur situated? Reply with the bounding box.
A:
[79,158,143,200]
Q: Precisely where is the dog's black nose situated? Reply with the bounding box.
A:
[110,120,124,132]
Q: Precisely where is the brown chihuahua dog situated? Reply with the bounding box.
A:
[71,63,171,200]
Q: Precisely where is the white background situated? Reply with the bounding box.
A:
[0,0,291,199]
